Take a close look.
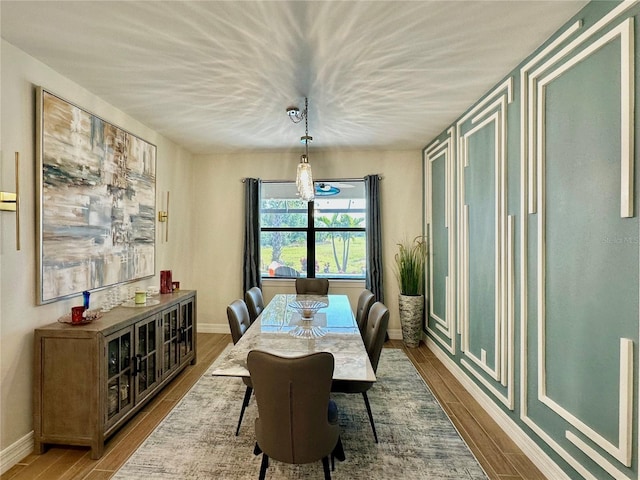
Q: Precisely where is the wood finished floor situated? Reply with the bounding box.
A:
[2,333,546,480]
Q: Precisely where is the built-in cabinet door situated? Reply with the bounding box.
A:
[105,327,134,428]
[179,298,195,366]
[162,304,180,377]
[133,314,161,404]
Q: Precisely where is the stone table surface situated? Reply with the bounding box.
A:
[212,294,376,382]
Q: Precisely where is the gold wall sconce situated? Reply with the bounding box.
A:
[1,152,21,250]
[0,191,17,211]
[158,191,169,242]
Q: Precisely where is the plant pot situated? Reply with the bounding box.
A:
[398,294,424,348]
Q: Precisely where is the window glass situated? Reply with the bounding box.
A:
[260,231,307,277]
[315,231,366,279]
[314,198,366,229]
[260,180,367,279]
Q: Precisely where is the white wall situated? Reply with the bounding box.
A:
[0,40,195,468]
[191,149,424,335]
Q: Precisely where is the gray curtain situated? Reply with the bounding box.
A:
[243,178,262,292]
[365,175,383,303]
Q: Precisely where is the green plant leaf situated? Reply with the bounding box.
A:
[394,235,427,295]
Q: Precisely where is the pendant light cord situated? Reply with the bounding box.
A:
[304,97,309,157]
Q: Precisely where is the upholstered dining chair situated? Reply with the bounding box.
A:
[248,350,344,480]
[274,265,300,277]
[355,289,376,338]
[226,299,253,435]
[332,301,389,443]
[245,287,265,324]
[295,278,330,295]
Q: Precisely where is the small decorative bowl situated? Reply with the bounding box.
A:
[58,309,102,325]
[288,300,328,319]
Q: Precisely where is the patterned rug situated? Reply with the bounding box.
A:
[114,348,487,479]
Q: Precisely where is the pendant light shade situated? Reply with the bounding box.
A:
[296,154,314,201]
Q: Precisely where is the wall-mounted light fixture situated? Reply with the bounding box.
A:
[158,191,169,242]
[1,152,21,250]
[0,191,17,211]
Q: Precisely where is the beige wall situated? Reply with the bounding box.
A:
[0,40,195,465]
[191,149,424,335]
[0,40,423,470]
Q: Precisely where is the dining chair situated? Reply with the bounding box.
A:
[274,265,300,277]
[226,299,253,435]
[245,287,265,324]
[295,278,329,295]
[355,289,376,338]
[331,301,389,443]
[248,350,344,480]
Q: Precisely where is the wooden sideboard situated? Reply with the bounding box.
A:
[33,290,197,459]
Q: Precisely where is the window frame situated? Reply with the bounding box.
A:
[260,181,367,280]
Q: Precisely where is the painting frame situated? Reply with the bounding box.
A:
[36,87,156,305]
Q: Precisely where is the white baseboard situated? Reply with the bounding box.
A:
[387,328,402,340]
[197,323,229,334]
[425,337,572,480]
[0,431,33,475]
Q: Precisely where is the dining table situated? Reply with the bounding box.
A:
[211,294,376,382]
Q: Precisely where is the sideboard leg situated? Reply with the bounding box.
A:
[90,442,104,460]
[33,440,46,455]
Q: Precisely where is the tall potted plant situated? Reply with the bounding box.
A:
[394,236,427,348]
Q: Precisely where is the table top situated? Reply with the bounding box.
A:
[211,294,376,382]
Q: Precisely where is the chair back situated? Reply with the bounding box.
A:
[274,265,300,277]
[295,278,330,295]
[362,302,390,372]
[248,350,339,464]
[245,287,265,323]
[226,299,251,345]
[355,289,376,336]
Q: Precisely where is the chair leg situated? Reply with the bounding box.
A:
[331,437,345,472]
[259,453,269,480]
[235,386,252,436]
[253,442,262,455]
[362,391,378,443]
[322,456,331,480]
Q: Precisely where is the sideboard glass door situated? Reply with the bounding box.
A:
[105,328,133,427]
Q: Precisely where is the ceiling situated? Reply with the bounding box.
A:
[1,1,587,154]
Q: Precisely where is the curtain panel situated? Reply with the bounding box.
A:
[365,175,383,303]
[243,178,262,292]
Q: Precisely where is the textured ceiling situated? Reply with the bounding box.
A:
[1,1,587,154]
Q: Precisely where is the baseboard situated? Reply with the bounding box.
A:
[387,328,402,340]
[0,431,33,475]
[197,323,229,334]
[425,338,572,480]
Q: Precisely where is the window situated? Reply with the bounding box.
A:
[260,181,366,279]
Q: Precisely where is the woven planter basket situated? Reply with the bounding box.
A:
[398,294,424,348]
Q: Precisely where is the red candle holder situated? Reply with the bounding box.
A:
[71,306,85,324]
[160,270,173,294]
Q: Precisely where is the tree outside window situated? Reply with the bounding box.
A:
[260,181,366,279]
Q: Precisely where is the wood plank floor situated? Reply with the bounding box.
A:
[2,333,546,480]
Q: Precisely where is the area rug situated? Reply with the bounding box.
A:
[114,348,487,479]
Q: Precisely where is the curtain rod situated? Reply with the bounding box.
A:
[241,175,383,183]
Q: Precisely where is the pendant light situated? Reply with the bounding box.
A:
[288,98,314,202]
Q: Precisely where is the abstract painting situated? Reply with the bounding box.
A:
[36,88,156,304]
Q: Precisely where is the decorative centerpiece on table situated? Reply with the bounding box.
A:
[288,299,328,338]
[394,236,427,348]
